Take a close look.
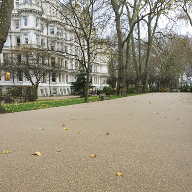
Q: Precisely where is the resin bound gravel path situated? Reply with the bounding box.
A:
[0,93,192,192]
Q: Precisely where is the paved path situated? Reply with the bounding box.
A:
[0,93,192,192]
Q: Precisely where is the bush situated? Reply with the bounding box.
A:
[159,88,170,92]
[151,87,157,92]
[10,88,22,97]
[106,90,115,95]
[128,87,135,94]
[102,86,113,94]
[189,85,192,92]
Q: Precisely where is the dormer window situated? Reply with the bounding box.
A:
[23,0,32,3]
[16,0,19,8]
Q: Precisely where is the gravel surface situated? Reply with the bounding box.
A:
[0,93,192,192]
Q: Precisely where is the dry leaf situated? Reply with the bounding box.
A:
[164,117,166,118]
[57,150,61,152]
[63,128,69,130]
[78,132,83,134]
[106,132,109,135]
[33,152,42,156]
[90,154,96,158]
[116,172,123,176]
[177,118,179,120]
[3,150,10,154]
[62,124,65,126]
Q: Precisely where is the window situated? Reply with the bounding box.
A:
[36,35,39,44]
[24,0,32,3]
[89,76,92,83]
[0,72,1,81]
[5,72,10,81]
[52,73,56,82]
[66,75,68,84]
[3,53,8,64]
[24,17,27,26]
[36,18,39,27]
[51,57,55,66]
[18,72,22,82]
[90,65,92,72]
[0,0,2,8]
[16,37,20,46]
[51,41,54,50]
[24,34,28,44]
[50,26,54,35]
[15,20,19,29]
[65,61,68,68]
[16,2,19,8]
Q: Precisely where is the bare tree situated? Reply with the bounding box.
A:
[1,46,60,99]
[48,0,107,103]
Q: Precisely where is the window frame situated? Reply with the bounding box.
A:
[24,16,27,26]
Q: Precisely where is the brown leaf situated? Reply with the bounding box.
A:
[3,150,10,154]
[106,132,109,135]
[57,150,61,152]
[63,128,69,130]
[78,132,83,134]
[62,124,65,126]
[33,152,42,156]
[90,154,96,158]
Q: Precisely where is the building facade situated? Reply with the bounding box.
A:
[0,0,109,96]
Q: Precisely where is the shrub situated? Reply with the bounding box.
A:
[10,88,22,97]
[189,85,192,92]
[128,87,135,94]
[102,86,113,94]
[151,87,157,92]
[106,90,115,95]
[159,88,170,92]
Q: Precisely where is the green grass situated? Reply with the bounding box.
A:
[2,94,139,113]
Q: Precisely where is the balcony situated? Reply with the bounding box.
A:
[19,3,41,13]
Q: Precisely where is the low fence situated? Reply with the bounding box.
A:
[0,86,36,105]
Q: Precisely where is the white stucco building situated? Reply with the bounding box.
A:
[0,0,109,96]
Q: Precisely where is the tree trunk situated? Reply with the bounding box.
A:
[0,0,14,54]
[84,70,89,103]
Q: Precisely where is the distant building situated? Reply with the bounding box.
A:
[0,0,109,96]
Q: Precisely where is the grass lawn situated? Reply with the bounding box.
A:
[1,94,138,113]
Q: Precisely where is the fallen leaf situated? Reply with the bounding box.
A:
[33,152,42,156]
[78,132,83,134]
[106,132,109,135]
[164,117,166,118]
[156,113,159,114]
[63,128,69,130]
[177,118,179,120]
[62,124,65,126]
[90,154,96,158]
[57,150,61,152]
[3,150,10,154]
[116,172,123,176]
[39,128,41,129]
